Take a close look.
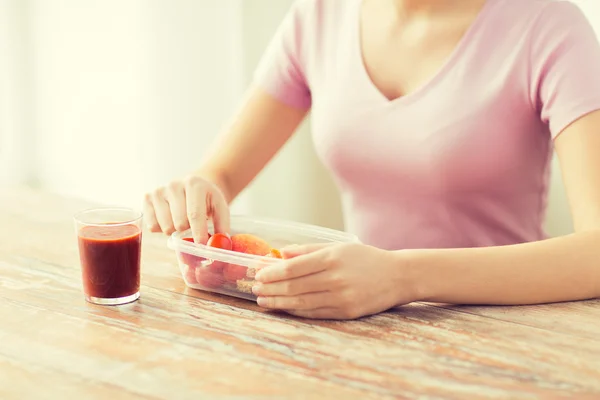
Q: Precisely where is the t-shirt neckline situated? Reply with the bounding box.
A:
[353,0,498,106]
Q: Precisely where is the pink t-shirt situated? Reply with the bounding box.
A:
[253,0,600,250]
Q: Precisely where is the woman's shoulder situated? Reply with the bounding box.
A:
[494,0,600,139]
[480,0,596,60]
[495,0,590,28]
[501,0,598,56]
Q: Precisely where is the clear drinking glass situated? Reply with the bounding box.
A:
[74,208,142,305]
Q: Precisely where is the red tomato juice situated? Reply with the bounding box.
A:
[77,224,141,299]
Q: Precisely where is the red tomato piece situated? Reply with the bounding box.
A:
[182,233,212,244]
[223,263,247,283]
[205,233,232,273]
[207,233,232,250]
[195,267,225,289]
[208,261,226,274]
[180,237,210,268]
[182,264,198,285]
[179,251,203,269]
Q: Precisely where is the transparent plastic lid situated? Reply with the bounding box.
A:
[167,215,360,267]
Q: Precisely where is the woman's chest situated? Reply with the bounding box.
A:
[305,0,551,196]
[310,76,550,196]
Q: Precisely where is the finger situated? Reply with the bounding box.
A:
[184,177,209,244]
[256,291,332,311]
[281,242,335,259]
[286,308,340,320]
[209,188,230,235]
[143,193,160,232]
[254,250,328,283]
[151,190,176,235]
[252,271,331,297]
[166,182,189,232]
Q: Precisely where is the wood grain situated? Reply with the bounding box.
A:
[1,186,599,399]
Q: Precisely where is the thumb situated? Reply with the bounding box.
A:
[281,242,335,259]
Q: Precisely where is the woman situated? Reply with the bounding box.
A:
[144,0,600,320]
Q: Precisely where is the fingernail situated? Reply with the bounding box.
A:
[252,284,261,295]
[254,271,264,281]
[257,297,266,306]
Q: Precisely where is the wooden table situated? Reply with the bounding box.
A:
[1,187,599,399]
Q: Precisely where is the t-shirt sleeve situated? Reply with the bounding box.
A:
[252,0,312,109]
[529,1,600,139]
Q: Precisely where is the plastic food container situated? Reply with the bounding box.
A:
[167,215,360,301]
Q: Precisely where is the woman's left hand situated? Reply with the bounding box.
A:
[252,242,417,320]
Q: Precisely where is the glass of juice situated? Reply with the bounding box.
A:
[74,207,142,305]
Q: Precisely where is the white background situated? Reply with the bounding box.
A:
[1,0,599,236]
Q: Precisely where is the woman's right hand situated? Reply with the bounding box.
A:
[143,175,230,244]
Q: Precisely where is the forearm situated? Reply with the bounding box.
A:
[396,231,600,305]
[191,88,308,206]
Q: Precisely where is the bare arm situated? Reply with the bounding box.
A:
[397,110,600,305]
[144,86,308,242]
[194,86,309,203]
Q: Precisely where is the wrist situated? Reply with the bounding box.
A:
[388,248,431,304]
[191,169,233,204]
